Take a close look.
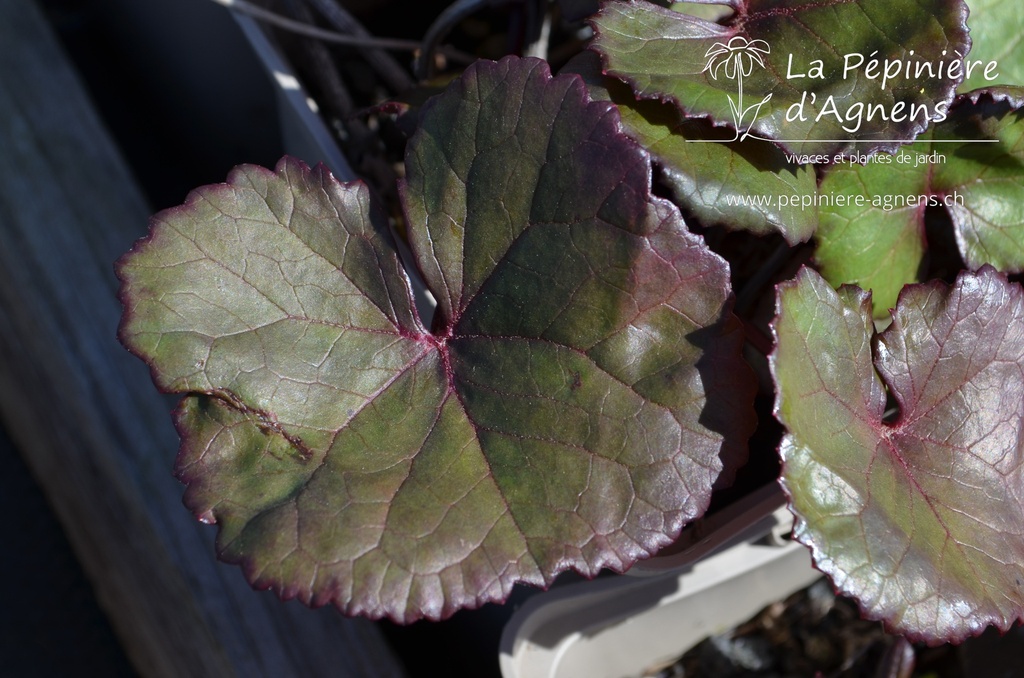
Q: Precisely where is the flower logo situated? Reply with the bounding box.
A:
[702,36,773,141]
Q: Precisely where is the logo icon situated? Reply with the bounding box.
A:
[702,36,773,141]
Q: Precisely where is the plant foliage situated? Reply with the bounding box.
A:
[816,87,1024,316]
[118,57,754,622]
[116,0,1024,646]
[592,0,969,155]
[773,267,1024,644]
[572,49,817,244]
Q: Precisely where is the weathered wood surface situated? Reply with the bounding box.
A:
[0,1,405,675]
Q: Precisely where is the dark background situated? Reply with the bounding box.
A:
[3,1,278,674]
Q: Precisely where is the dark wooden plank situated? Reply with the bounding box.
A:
[0,2,405,675]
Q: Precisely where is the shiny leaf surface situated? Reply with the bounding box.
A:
[572,49,817,244]
[118,57,755,623]
[773,266,1024,643]
[592,0,969,155]
[816,88,1024,316]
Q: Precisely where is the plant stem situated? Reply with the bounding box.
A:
[418,0,486,79]
[208,0,422,52]
[417,0,524,79]
[302,0,413,92]
[279,0,370,142]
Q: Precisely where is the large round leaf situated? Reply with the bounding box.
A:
[772,266,1024,643]
[592,0,969,156]
[117,57,755,622]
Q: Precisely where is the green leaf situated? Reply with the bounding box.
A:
[118,57,755,622]
[816,88,1024,316]
[569,49,817,244]
[960,0,1024,92]
[592,0,969,155]
[772,266,1024,644]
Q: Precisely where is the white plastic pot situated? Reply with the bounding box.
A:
[499,484,820,678]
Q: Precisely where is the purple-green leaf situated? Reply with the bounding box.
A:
[118,57,755,622]
[772,266,1024,644]
[592,0,969,155]
[570,49,817,244]
[816,87,1024,317]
